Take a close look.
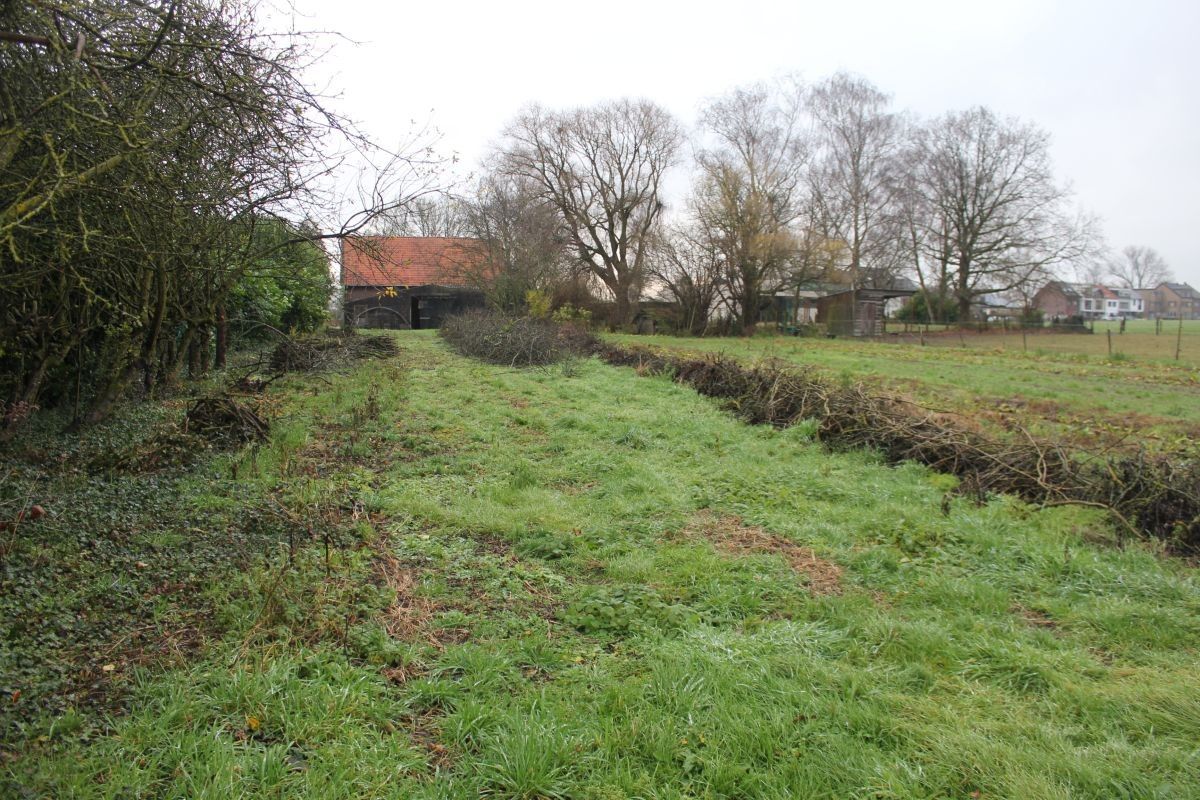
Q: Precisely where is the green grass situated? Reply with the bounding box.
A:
[4,331,1200,798]
[611,330,1200,456]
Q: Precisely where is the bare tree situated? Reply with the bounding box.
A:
[496,99,683,327]
[458,173,571,311]
[1108,245,1173,289]
[908,107,1097,320]
[372,195,468,237]
[895,164,958,321]
[808,73,906,288]
[692,80,809,331]
[1072,259,1109,286]
[647,225,723,335]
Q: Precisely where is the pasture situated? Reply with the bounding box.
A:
[2,331,1198,799]
[613,322,1200,457]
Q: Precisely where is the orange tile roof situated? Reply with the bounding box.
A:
[341,236,488,287]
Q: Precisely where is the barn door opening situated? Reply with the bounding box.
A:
[410,297,421,330]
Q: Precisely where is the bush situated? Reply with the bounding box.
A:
[229,219,332,339]
[897,290,959,324]
[1020,307,1045,326]
[525,290,553,319]
[440,310,599,367]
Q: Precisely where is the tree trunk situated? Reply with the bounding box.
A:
[956,294,973,323]
[198,326,211,375]
[956,258,973,323]
[740,283,760,335]
[78,333,140,427]
[610,276,637,330]
[81,361,139,427]
[142,270,169,393]
[215,306,227,369]
[187,331,202,378]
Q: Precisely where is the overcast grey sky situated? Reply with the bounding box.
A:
[295,0,1199,286]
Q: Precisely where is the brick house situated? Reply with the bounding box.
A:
[340,236,488,329]
[1032,281,1082,319]
[1143,282,1200,320]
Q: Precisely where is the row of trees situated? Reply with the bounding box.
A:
[379,75,1124,331]
[0,0,426,432]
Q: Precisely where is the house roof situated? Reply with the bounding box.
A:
[1045,281,1081,298]
[978,293,1023,308]
[1160,282,1200,299]
[855,271,918,292]
[818,286,916,301]
[1043,281,1139,301]
[341,236,488,287]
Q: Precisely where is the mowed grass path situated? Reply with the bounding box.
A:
[610,331,1200,454]
[10,332,1200,799]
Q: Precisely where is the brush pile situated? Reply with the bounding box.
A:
[600,344,1200,551]
[440,310,600,367]
[268,330,398,373]
[185,396,270,444]
[94,395,270,472]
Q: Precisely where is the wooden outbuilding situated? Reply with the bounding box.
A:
[815,286,916,336]
[341,236,488,329]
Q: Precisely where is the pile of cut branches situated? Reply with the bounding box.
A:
[94,395,270,472]
[268,331,398,373]
[440,310,600,367]
[600,345,1200,551]
[185,396,270,444]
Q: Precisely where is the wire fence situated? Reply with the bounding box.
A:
[878,318,1200,365]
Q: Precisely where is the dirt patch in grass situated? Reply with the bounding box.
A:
[406,710,455,771]
[374,551,464,648]
[684,511,843,596]
[1012,605,1060,632]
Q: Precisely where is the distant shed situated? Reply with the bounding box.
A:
[341,236,488,329]
[816,286,916,336]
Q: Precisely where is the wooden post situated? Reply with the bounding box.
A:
[1176,316,1184,361]
[1107,329,1112,356]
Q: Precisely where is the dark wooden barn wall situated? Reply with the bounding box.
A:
[344,286,485,330]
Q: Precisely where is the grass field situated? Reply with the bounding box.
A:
[612,324,1200,458]
[886,319,1200,365]
[3,331,1199,798]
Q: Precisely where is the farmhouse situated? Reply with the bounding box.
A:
[341,236,487,329]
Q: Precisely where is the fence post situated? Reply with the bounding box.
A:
[1107,329,1112,357]
[1176,316,1184,361]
